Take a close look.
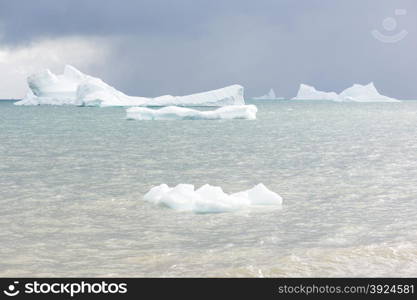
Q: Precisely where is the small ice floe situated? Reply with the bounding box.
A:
[143,183,282,213]
[126,105,257,120]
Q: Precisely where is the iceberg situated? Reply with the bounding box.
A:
[14,65,246,107]
[126,105,257,120]
[143,183,283,213]
[338,83,400,102]
[253,88,283,100]
[14,65,145,106]
[292,84,339,101]
[292,83,400,102]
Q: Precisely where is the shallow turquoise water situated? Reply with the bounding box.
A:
[1,100,417,276]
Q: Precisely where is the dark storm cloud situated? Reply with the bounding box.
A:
[0,0,244,42]
[1,0,416,98]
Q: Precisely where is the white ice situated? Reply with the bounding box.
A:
[292,83,400,102]
[338,83,400,102]
[143,183,283,213]
[292,84,339,101]
[15,65,246,107]
[126,105,257,120]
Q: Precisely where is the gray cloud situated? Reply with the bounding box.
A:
[0,0,416,99]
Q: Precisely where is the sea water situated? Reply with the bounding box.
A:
[1,100,417,277]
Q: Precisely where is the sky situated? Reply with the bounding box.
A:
[0,0,416,99]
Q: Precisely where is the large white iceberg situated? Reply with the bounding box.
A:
[126,105,257,120]
[292,83,400,102]
[14,65,246,107]
[143,183,283,213]
[253,88,283,100]
[16,65,142,106]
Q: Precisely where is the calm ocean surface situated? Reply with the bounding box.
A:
[1,100,417,277]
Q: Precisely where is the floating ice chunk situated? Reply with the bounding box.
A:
[143,183,283,213]
[15,65,246,107]
[292,83,400,102]
[253,88,284,100]
[233,183,283,206]
[126,105,257,120]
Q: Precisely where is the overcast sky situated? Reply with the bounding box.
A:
[0,0,416,99]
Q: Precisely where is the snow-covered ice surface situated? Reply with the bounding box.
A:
[126,105,257,120]
[144,183,282,213]
[253,88,283,100]
[293,83,400,102]
[14,65,245,107]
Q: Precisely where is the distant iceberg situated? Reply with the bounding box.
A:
[15,65,246,107]
[338,83,400,102]
[126,105,257,120]
[293,84,339,101]
[292,83,400,102]
[253,88,284,100]
[143,183,283,213]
